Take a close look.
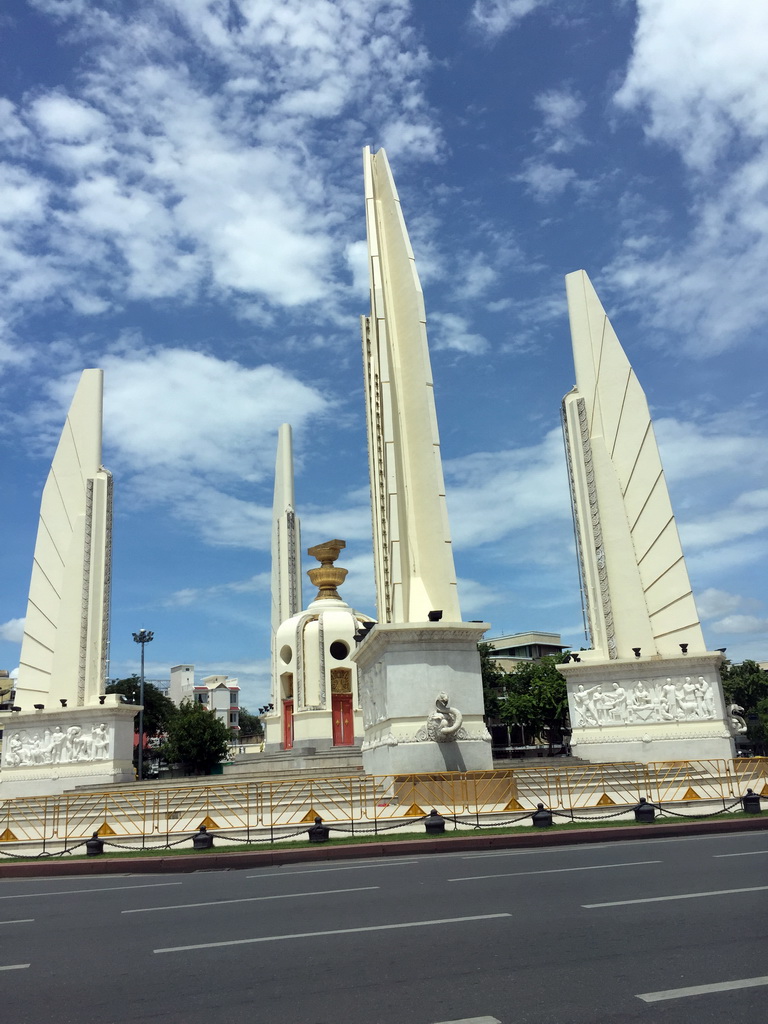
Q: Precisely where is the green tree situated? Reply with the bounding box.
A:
[106,677,178,736]
[498,653,570,755]
[721,660,768,754]
[163,700,231,775]
[478,642,512,721]
[238,707,264,741]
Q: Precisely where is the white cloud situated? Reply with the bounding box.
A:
[534,88,585,153]
[696,588,753,621]
[615,0,768,171]
[0,618,25,644]
[678,491,768,552]
[0,0,441,324]
[515,160,576,201]
[30,94,108,141]
[710,614,768,637]
[429,312,490,355]
[610,0,768,355]
[470,0,549,39]
[446,428,571,549]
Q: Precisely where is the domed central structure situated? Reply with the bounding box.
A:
[265,540,373,754]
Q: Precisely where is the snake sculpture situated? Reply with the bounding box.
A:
[426,692,464,743]
[727,703,748,735]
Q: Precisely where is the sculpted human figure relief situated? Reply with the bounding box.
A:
[4,721,111,767]
[695,677,715,720]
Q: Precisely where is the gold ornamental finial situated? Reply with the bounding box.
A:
[307,539,348,601]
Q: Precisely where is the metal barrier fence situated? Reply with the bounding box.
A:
[1,758,766,848]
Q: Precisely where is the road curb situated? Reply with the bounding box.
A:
[1,814,766,878]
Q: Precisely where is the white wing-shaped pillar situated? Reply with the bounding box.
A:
[16,369,112,708]
[562,270,705,660]
[270,423,302,636]
[361,146,461,624]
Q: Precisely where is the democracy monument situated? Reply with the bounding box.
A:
[1,147,741,798]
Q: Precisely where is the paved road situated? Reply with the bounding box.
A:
[1,829,767,1024]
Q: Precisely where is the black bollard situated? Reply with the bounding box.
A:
[424,809,446,835]
[308,816,330,843]
[86,831,104,856]
[531,803,553,828]
[634,797,656,823]
[742,788,762,814]
[193,825,214,850]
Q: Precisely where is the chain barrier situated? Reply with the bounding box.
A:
[0,797,757,861]
[551,806,633,821]
[651,797,744,820]
[443,812,534,827]
[329,816,428,835]
[0,839,88,860]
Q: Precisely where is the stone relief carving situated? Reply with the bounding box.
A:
[572,675,719,729]
[4,723,111,767]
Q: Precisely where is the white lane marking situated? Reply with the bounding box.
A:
[450,859,661,881]
[585,884,768,908]
[246,860,419,878]
[462,831,767,858]
[124,886,379,913]
[0,882,182,900]
[714,850,768,858]
[0,919,34,925]
[0,964,30,971]
[155,912,511,953]
[433,1018,501,1023]
[637,975,768,1002]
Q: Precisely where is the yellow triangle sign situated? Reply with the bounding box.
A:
[301,807,320,823]
[404,803,426,817]
[597,793,616,806]
[504,797,524,811]
[0,828,18,842]
[97,821,116,836]
[682,787,701,801]
[199,815,220,829]
[761,783,768,798]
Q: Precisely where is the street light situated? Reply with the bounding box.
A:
[132,628,154,781]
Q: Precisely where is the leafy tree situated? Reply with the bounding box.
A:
[497,653,570,755]
[721,660,768,754]
[163,700,231,775]
[106,676,178,736]
[478,642,512,720]
[238,707,264,741]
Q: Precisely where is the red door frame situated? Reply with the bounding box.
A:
[332,693,354,746]
[282,699,294,750]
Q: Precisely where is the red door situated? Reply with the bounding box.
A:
[282,699,294,750]
[332,694,354,746]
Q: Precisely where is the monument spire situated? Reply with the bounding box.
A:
[361,146,461,624]
[562,269,705,660]
[270,423,302,636]
[16,369,112,708]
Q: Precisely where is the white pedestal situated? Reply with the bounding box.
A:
[352,622,493,775]
[559,652,737,764]
[0,698,138,797]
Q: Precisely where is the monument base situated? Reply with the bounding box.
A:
[559,652,737,765]
[353,622,493,776]
[0,698,138,798]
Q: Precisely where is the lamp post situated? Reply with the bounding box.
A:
[132,628,154,781]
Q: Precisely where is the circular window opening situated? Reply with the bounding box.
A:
[280,645,293,664]
[329,640,349,661]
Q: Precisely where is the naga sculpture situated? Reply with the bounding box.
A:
[426,693,464,743]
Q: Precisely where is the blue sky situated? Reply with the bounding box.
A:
[1,0,767,712]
